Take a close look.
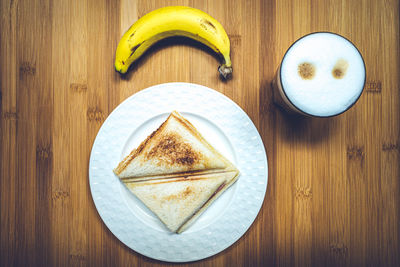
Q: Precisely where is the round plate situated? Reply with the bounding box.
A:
[89,82,268,262]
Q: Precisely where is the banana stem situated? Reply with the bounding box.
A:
[218,64,233,79]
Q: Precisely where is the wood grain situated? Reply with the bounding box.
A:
[1,0,399,266]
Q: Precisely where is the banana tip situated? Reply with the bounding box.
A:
[115,66,126,74]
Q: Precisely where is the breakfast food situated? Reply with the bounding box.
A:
[114,111,237,181]
[114,6,232,79]
[114,111,239,233]
[126,171,238,233]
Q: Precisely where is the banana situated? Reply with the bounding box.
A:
[115,6,232,79]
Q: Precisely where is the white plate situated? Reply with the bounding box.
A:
[89,82,268,262]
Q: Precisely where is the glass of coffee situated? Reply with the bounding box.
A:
[272,32,366,117]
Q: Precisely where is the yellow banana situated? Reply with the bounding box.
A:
[115,6,232,79]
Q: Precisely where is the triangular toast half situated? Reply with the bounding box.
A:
[124,170,239,233]
[114,111,237,181]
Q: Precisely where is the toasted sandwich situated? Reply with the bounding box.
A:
[125,171,238,233]
[114,111,237,181]
[114,111,239,233]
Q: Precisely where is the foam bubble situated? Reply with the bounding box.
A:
[280,32,366,117]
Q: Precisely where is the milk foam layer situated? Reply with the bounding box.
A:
[280,33,365,117]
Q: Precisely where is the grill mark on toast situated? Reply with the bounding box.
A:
[176,172,239,233]
[163,186,193,201]
[120,169,235,182]
[114,112,198,175]
[126,170,238,185]
[113,115,171,175]
[138,176,214,185]
[145,133,200,167]
[176,182,226,233]
[170,111,233,168]
[114,111,236,176]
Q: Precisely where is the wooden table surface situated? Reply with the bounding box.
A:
[1,0,399,266]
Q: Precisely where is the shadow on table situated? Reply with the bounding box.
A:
[259,81,342,144]
[275,107,340,144]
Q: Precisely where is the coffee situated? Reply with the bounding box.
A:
[273,32,366,117]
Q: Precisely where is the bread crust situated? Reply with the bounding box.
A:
[114,111,237,179]
[113,113,171,175]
